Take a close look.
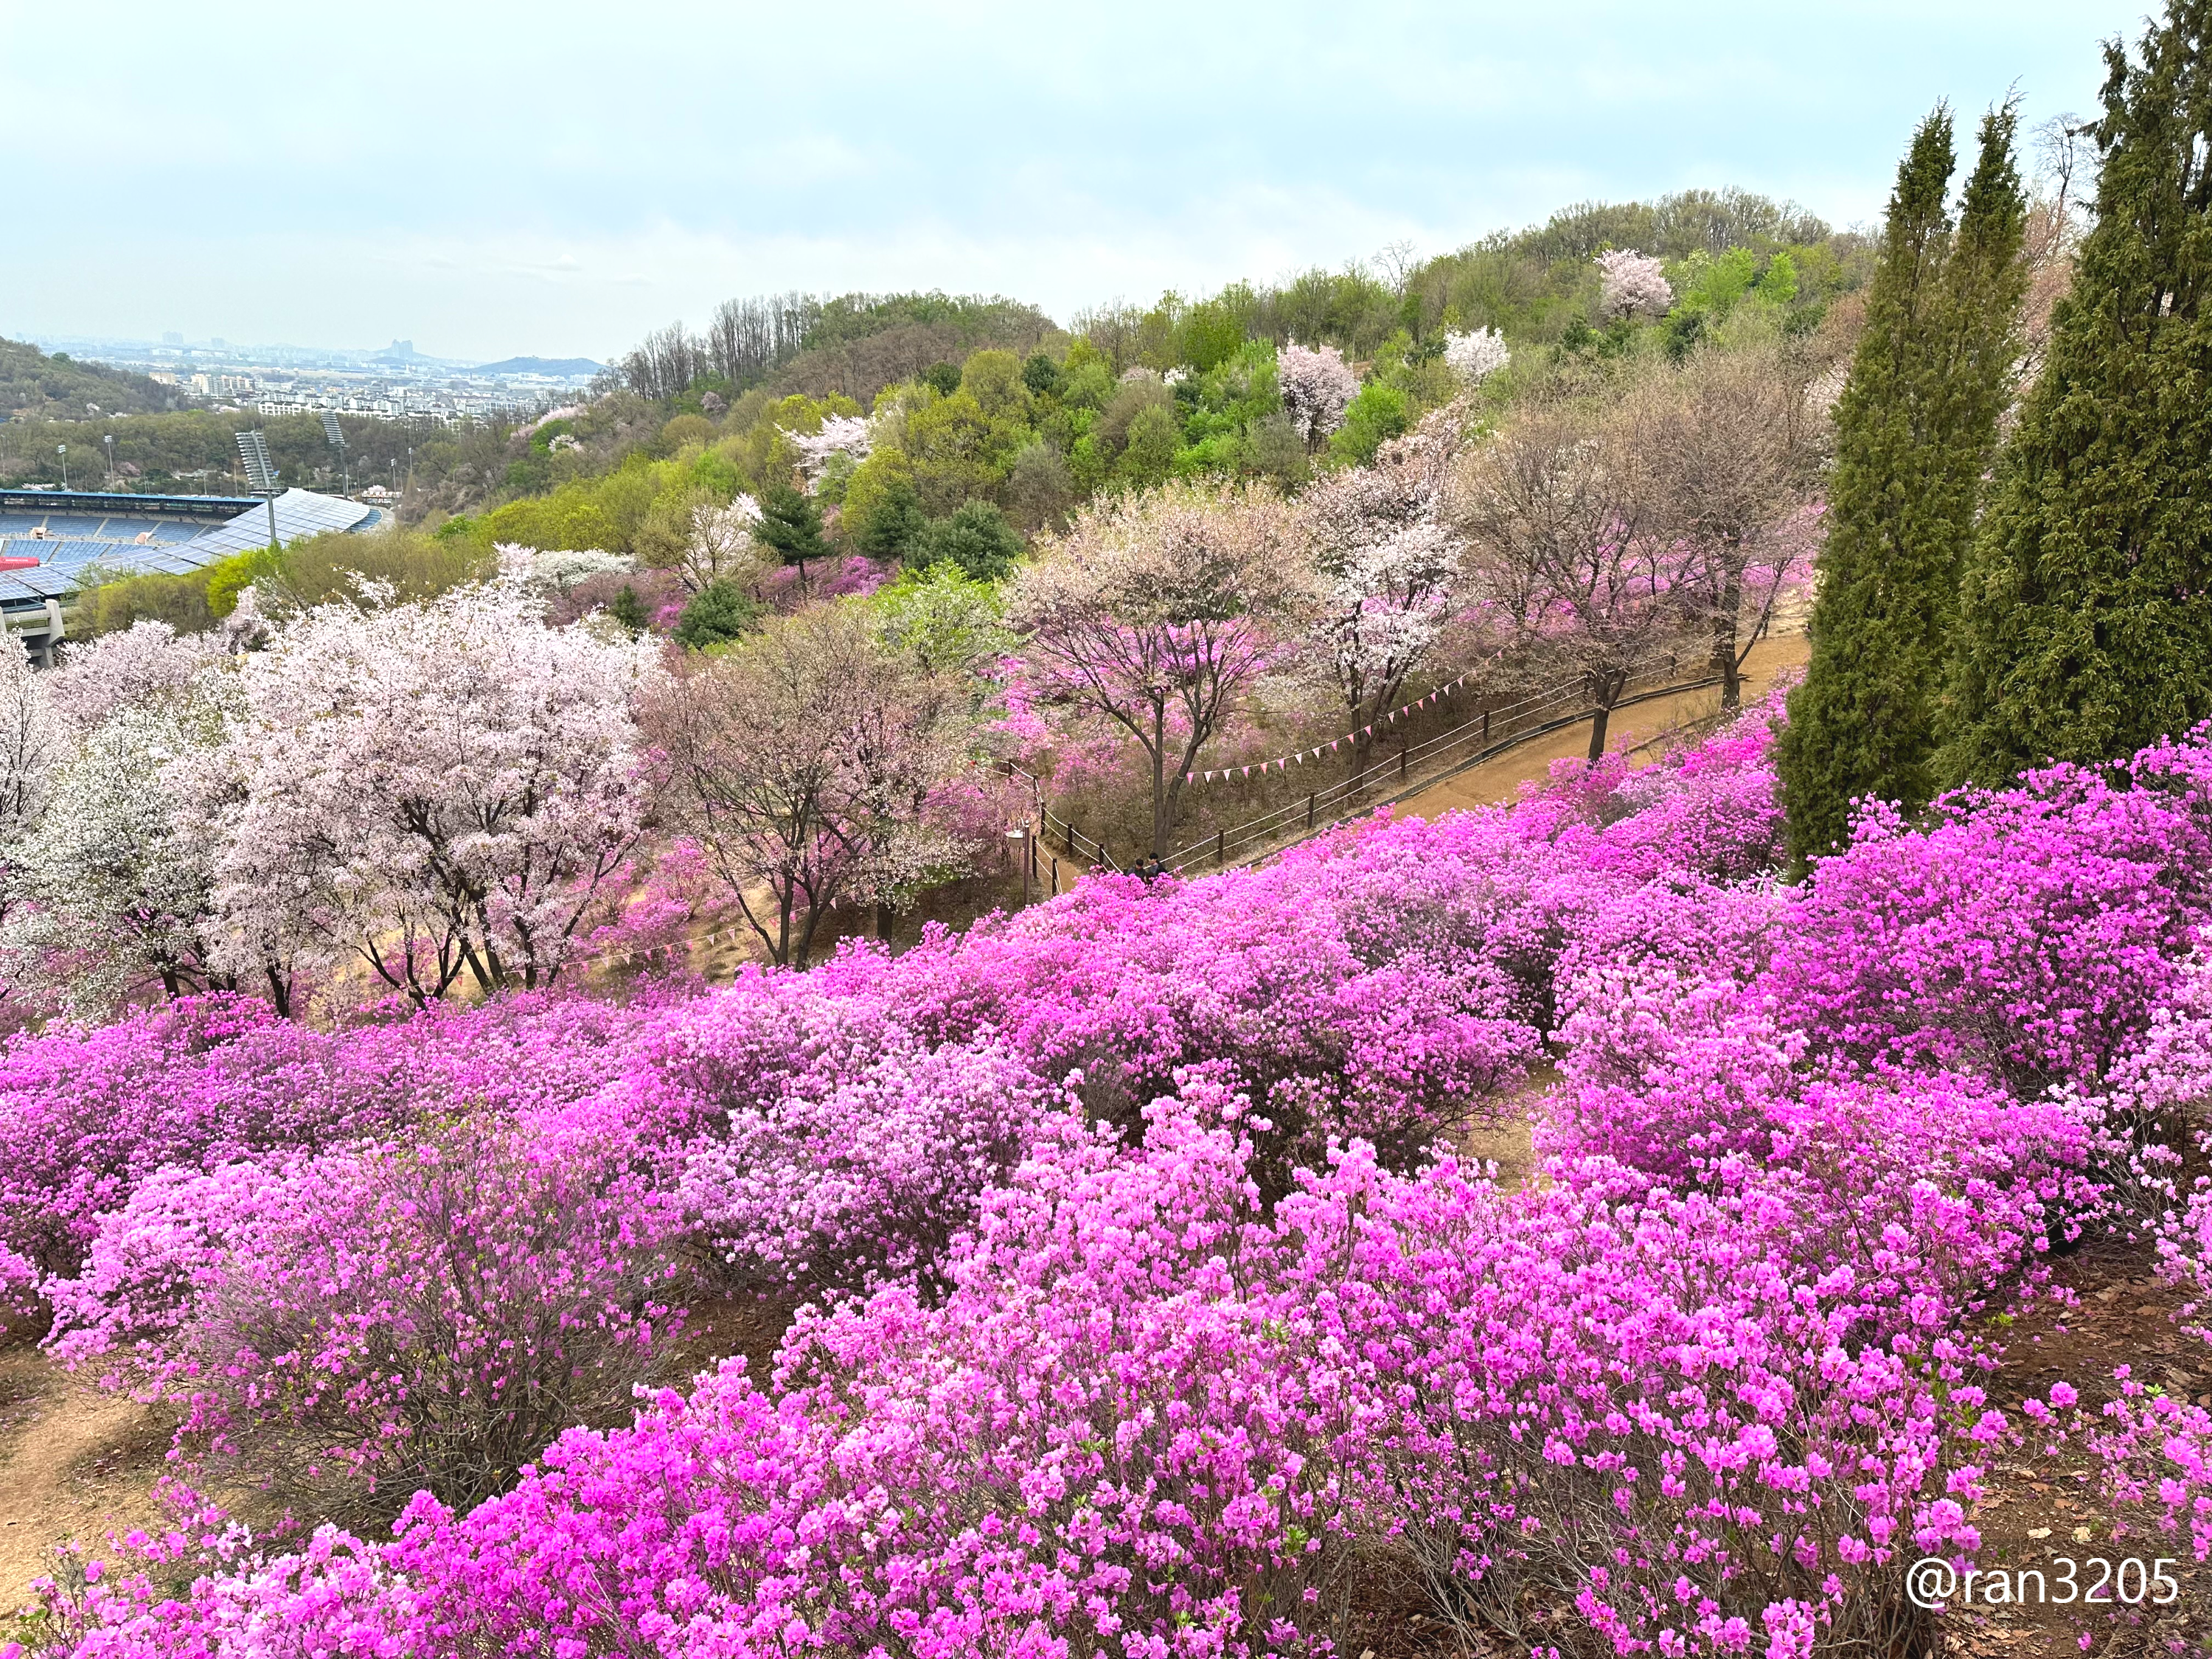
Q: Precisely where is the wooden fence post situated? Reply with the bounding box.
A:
[1306,792,1315,830]
[1482,709,1491,744]
[1215,828,1225,866]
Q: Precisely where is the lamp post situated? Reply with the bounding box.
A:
[103,434,115,488]
[56,445,66,490]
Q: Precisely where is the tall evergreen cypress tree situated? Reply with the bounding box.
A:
[1778,107,2026,861]
[1944,1,2212,781]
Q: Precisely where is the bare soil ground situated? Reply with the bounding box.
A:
[0,1349,168,1611]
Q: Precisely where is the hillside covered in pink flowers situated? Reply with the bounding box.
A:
[4,693,2210,1657]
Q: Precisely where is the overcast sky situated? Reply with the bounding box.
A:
[0,0,2149,364]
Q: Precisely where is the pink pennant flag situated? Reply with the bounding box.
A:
[1329,739,1340,753]
[1363,726,1374,738]
[1185,771,1195,785]
[1241,765,1251,779]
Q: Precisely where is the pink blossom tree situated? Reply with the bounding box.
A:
[215,585,661,1004]
[1009,481,1300,859]
[782,414,874,493]
[1596,248,1674,319]
[48,619,224,734]
[1276,341,1360,448]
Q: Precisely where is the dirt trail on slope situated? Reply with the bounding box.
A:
[1397,633,1809,819]
[0,1347,170,1610]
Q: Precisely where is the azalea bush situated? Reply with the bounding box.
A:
[0,989,669,1286]
[42,1104,688,1516]
[20,700,2212,1658]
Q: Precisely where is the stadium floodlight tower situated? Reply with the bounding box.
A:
[321,411,350,496]
[234,429,281,546]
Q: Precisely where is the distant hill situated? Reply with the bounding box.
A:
[0,336,189,420]
[472,355,605,378]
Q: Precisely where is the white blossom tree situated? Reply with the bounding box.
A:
[782,415,874,494]
[1,673,234,1015]
[1296,456,1465,782]
[497,543,634,596]
[215,585,661,1004]
[1009,481,1299,858]
[1596,249,1675,320]
[0,634,56,860]
[1442,327,1511,384]
[1276,342,1360,449]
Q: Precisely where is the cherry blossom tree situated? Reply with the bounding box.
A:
[1596,249,1674,320]
[0,633,56,860]
[48,620,224,735]
[1442,327,1510,384]
[1010,481,1299,858]
[1295,454,1465,782]
[644,602,978,967]
[215,585,662,1005]
[1,672,235,1015]
[498,544,633,597]
[1276,341,1360,448]
[782,415,874,493]
[1458,406,1704,761]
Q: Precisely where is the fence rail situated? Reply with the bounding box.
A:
[1012,657,1725,883]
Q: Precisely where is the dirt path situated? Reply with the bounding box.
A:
[1398,633,1809,818]
[0,1349,170,1611]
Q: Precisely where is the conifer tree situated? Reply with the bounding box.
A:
[1944,1,2212,781]
[756,481,828,585]
[1777,106,2026,860]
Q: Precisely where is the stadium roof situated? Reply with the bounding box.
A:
[0,487,386,611]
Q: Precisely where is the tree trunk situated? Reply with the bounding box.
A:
[875,901,894,945]
[1711,546,1745,711]
[1586,703,1612,765]
[1149,696,1170,860]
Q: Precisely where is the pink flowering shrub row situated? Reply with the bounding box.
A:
[41,1100,688,1514]
[0,990,673,1293]
[27,1088,1997,1658]
[812,858,1549,1178]
[24,700,2212,1658]
[1767,746,2212,1096]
